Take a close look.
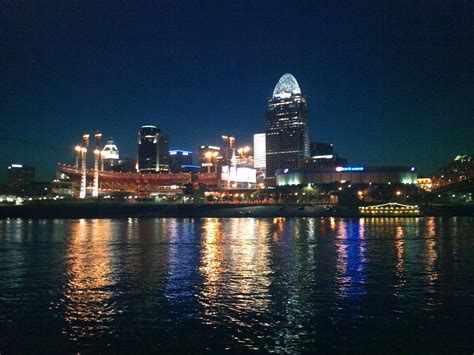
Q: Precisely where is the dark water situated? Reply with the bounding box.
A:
[0,217,473,353]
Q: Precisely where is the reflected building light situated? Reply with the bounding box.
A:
[62,219,116,341]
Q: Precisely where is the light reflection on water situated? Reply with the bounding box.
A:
[0,217,473,352]
[62,219,116,342]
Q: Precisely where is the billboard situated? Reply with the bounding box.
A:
[221,166,256,184]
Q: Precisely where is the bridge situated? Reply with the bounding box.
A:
[431,177,474,194]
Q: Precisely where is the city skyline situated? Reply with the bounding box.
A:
[1,1,473,180]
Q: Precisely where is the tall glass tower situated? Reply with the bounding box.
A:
[265,73,309,177]
[138,125,170,173]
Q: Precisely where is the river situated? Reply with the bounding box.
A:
[1,217,473,352]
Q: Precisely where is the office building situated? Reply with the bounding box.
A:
[253,133,266,169]
[266,73,309,178]
[6,164,35,194]
[101,139,120,171]
[199,145,221,173]
[169,149,194,173]
[221,135,236,165]
[137,125,170,173]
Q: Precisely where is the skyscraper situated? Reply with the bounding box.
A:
[221,135,236,165]
[101,139,119,171]
[265,73,309,177]
[253,133,266,169]
[137,125,170,173]
[169,149,194,173]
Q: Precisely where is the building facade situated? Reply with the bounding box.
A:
[101,139,120,171]
[169,149,193,173]
[221,135,236,165]
[253,133,266,169]
[276,166,418,186]
[6,164,36,194]
[266,73,309,178]
[198,145,221,173]
[137,125,170,173]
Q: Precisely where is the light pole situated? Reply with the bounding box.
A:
[79,134,89,199]
[74,145,82,168]
[93,149,100,197]
[92,132,102,198]
[100,151,106,171]
[79,147,88,199]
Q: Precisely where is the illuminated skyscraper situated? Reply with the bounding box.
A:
[138,125,170,173]
[253,133,266,169]
[221,135,236,165]
[101,139,119,170]
[265,73,309,177]
[169,149,194,173]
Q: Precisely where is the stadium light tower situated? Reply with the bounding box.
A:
[79,134,89,199]
[92,131,102,197]
[74,145,81,168]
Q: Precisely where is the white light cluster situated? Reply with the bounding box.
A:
[272,73,301,99]
[253,133,266,169]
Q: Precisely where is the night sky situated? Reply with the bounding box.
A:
[1,0,473,180]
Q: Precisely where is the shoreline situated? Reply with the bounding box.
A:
[0,203,473,219]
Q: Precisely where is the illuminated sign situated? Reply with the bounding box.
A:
[335,166,364,172]
[221,166,256,183]
[11,164,23,168]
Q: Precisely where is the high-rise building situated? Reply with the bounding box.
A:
[137,125,170,173]
[199,145,221,173]
[265,73,309,177]
[101,139,119,171]
[6,164,35,194]
[253,133,266,169]
[221,135,236,165]
[169,149,194,173]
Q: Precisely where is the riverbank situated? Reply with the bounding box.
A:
[0,202,473,218]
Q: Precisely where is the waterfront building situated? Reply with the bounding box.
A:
[137,125,170,173]
[169,149,193,173]
[6,164,35,194]
[266,73,309,178]
[57,164,213,197]
[276,166,418,185]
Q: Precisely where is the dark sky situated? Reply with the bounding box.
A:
[1,0,473,180]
